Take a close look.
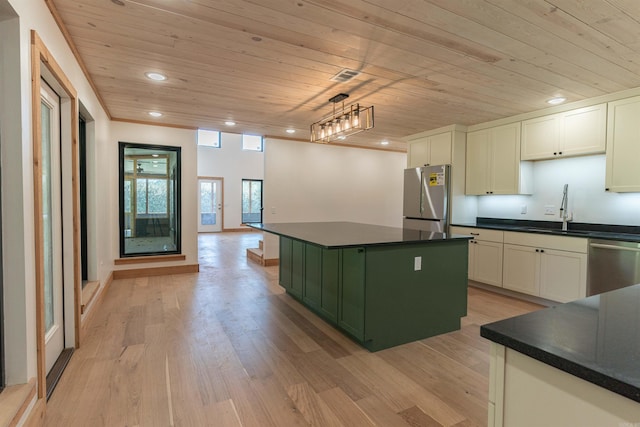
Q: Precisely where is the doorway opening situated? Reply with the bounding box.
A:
[198,177,223,232]
[79,114,88,286]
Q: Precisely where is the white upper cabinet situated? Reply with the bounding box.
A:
[466,122,531,195]
[407,131,452,168]
[606,96,640,192]
[521,103,606,160]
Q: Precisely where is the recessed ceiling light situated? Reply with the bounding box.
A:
[145,72,167,81]
[225,120,236,126]
[381,140,390,145]
[148,111,163,117]
[286,129,295,134]
[337,136,347,140]
[152,154,159,157]
[547,97,567,105]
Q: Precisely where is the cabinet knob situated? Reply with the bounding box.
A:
[559,152,562,155]
[605,188,610,191]
[553,152,557,155]
[540,249,545,253]
[535,249,540,252]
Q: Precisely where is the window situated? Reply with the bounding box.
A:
[119,142,181,257]
[242,134,263,151]
[242,179,263,224]
[197,129,220,148]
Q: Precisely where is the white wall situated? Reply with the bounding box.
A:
[476,155,640,226]
[1,0,112,388]
[197,132,264,229]
[111,122,199,268]
[262,138,406,258]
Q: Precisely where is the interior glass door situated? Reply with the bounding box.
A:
[198,178,222,232]
[41,80,64,374]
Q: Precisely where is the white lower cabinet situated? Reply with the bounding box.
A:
[502,232,587,303]
[472,241,503,287]
[451,227,503,287]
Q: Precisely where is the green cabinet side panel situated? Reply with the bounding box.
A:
[319,249,339,322]
[339,248,366,341]
[290,240,304,298]
[303,244,322,310]
[279,237,293,291]
[364,240,468,351]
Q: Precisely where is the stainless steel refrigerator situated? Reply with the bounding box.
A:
[403,164,450,233]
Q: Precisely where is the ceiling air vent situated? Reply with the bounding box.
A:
[330,68,361,83]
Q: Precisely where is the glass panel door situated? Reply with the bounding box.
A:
[41,81,64,374]
[198,178,222,232]
[242,179,263,224]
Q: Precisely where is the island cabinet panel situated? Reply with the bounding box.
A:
[302,244,322,310]
[319,249,339,322]
[338,248,366,341]
[290,240,305,298]
[279,237,293,290]
[363,241,468,351]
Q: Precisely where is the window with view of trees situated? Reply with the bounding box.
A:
[242,179,262,224]
[119,142,181,257]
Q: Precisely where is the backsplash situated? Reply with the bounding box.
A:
[476,154,640,226]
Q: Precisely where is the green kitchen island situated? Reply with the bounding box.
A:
[252,222,471,351]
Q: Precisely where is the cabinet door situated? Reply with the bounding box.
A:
[561,104,606,157]
[428,132,452,165]
[606,96,640,192]
[539,249,587,302]
[339,248,365,341]
[319,248,339,322]
[491,123,521,195]
[521,115,559,160]
[474,241,503,287]
[303,243,322,309]
[503,244,539,296]
[466,130,491,195]
[408,139,429,168]
[290,239,304,298]
[279,237,293,290]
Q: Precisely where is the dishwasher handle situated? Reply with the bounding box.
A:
[590,243,640,253]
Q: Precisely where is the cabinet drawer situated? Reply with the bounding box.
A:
[451,226,504,243]
[503,231,587,253]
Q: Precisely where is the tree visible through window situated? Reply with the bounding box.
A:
[242,179,262,223]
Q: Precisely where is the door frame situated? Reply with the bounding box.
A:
[31,31,81,399]
[198,176,224,232]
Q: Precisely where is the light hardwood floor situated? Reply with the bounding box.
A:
[44,232,541,426]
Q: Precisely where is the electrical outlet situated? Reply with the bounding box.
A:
[521,205,527,214]
[544,205,555,215]
[271,207,276,214]
[414,256,422,271]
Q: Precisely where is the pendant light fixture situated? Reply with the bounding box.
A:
[310,93,374,143]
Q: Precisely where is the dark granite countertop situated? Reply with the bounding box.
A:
[481,284,640,403]
[452,217,640,243]
[249,221,471,249]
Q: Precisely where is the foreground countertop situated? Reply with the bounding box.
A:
[481,284,640,403]
[250,222,471,249]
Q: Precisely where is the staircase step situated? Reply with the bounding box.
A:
[246,247,264,265]
[258,240,264,250]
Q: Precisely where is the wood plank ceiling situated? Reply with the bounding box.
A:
[47,0,640,151]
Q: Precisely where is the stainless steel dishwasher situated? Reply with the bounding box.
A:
[588,239,640,296]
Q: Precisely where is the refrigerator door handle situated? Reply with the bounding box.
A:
[419,169,424,214]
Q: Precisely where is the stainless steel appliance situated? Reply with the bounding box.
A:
[588,239,640,296]
[403,164,450,233]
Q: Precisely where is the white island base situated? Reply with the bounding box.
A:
[489,343,640,427]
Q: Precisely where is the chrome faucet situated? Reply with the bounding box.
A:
[559,184,572,231]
